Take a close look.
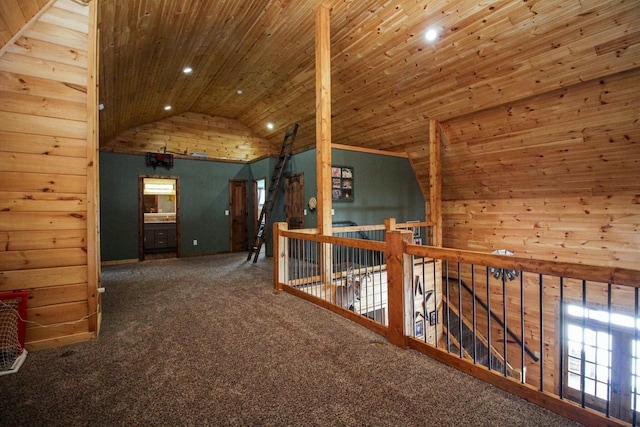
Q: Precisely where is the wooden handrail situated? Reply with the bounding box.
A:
[332,224,386,233]
[281,229,387,252]
[281,227,640,288]
[406,244,640,288]
[396,221,434,229]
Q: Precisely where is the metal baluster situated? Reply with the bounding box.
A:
[503,270,508,376]
[559,277,564,397]
[423,260,428,343]
[316,241,320,298]
[299,238,303,282]
[378,250,383,324]
[411,255,424,338]
[472,264,477,364]
[539,274,544,392]
[580,280,586,408]
[520,272,525,384]
[634,288,639,427]
[446,260,451,353]
[306,239,310,296]
[487,268,492,371]
[606,283,611,418]
[458,262,463,358]
[433,258,438,347]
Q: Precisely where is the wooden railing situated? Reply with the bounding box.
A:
[273,221,640,427]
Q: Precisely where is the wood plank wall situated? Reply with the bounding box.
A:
[440,69,640,268]
[406,69,640,394]
[101,112,276,162]
[0,0,98,350]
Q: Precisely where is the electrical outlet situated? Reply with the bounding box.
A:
[225,210,229,216]
[304,209,307,215]
[193,240,198,246]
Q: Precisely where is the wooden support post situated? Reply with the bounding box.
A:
[86,0,100,335]
[316,3,333,288]
[384,217,397,231]
[429,119,442,247]
[316,3,332,237]
[273,222,288,291]
[386,229,413,348]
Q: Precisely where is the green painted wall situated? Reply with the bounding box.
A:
[99,149,424,262]
[277,148,425,227]
[100,152,249,261]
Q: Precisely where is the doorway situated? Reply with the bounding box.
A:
[253,177,266,223]
[285,173,305,230]
[139,176,179,261]
[229,179,248,252]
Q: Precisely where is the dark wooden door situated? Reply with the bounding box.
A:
[285,173,305,230]
[229,179,248,252]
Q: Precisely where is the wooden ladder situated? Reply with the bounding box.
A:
[247,123,299,263]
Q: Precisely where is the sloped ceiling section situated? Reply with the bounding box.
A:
[3,1,639,164]
[96,0,640,163]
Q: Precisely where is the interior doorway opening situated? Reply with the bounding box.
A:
[254,178,266,222]
[139,176,179,260]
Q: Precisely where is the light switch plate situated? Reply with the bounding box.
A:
[224,210,229,215]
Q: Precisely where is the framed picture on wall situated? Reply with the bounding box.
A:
[415,320,424,338]
[332,166,354,202]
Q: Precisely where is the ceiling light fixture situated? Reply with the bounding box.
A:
[183,67,193,74]
[266,122,274,130]
[237,89,243,95]
[425,28,438,42]
[164,105,172,111]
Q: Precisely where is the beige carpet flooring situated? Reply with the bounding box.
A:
[0,253,583,426]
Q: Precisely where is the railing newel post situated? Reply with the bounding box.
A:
[386,229,412,348]
[273,222,288,291]
[384,217,397,232]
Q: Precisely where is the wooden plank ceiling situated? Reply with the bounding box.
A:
[0,0,51,48]
[2,0,639,164]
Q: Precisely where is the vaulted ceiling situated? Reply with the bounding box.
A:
[95,0,640,160]
[2,0,639,163]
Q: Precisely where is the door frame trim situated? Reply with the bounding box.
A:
[138,175,180,261]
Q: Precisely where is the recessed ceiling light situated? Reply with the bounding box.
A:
[164,105,172,111]
[183,67,192,74]
[266,122,274,130]
[425,28,438,42]
[237,89,243,95]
